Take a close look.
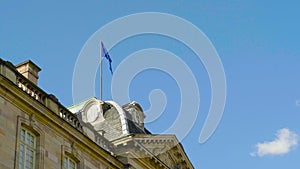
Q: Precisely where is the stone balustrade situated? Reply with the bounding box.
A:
[0,58,117,153]
[0,59,83,132]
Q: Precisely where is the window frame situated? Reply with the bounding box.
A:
[63,156,77,169]
[18,127,37,169]
[61,144,83,169]
[15,116,45,169]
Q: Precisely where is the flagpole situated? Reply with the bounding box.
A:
[100,39,103,101]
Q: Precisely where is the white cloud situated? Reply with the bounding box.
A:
[251,128,298,157]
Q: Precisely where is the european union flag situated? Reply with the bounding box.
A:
[101,41,113,74]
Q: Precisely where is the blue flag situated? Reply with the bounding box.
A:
[101,41,113,74]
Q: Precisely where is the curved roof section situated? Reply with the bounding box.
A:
[68,97,149,138]
[67,97,98,114]
[104,100,130,135]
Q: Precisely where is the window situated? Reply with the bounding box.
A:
[19,128,36,169]
[63,156,77,169]
[61,144,82,169]
[16,116,45,169]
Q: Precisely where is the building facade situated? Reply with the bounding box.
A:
[0,59,194,169]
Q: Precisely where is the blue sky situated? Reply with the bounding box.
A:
[1,1,300,168]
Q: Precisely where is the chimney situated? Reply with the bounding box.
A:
[16,60,41,85]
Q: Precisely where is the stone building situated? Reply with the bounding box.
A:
[0,59,194,169]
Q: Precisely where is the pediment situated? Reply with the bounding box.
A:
[129,135,193,168]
